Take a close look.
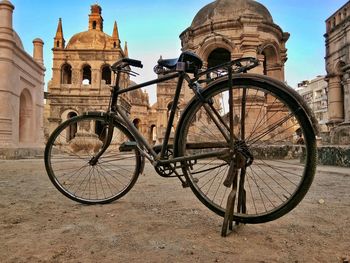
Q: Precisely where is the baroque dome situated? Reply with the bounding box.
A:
[66,30,113,50]
[191,0,273,28]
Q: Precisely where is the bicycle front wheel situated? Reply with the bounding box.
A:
[176,75,317,224]
[45,114,142,204]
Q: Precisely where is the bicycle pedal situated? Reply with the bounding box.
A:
[119,141,137,152]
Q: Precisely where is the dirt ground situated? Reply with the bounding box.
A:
[0,159,349,263]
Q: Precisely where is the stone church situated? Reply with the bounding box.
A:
[46,4,150,140]
[46,0,289,145]
[0,0,45,158]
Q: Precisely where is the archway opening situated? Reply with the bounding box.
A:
[150,124,157,144]
[133,118,141,130]
[102,65,111,85]
[19,89,33,143]
[261,45,278,77]
[82,65,92,85]
[67,112,78,141]
[207,48,231,69]
[61,63,72,84]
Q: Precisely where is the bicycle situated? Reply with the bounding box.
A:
[44,51,317,232]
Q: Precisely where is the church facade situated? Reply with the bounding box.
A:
[46,4,150,139]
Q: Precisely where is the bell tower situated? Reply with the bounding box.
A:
[89,4,103,31]
[53,18,65,49]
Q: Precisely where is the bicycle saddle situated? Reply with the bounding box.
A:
[157,51,203,73]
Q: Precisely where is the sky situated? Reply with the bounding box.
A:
[10,0,347,104]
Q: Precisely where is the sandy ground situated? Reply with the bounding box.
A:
[0,159,349,263]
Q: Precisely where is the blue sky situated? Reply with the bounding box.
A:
[11,0,346,103]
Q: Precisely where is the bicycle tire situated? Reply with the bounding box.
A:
[45,114,142,204]
[175,74,317,224]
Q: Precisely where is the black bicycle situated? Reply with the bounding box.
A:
[44,51,317,226]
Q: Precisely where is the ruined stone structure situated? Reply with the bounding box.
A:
[46,5,150,138]
[0,0,45,158]
[325,1,350,144]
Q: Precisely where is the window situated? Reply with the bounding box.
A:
[102,65,111,85]
[93,21,97,29]
[61,64,72,84]
[82,65,92,85]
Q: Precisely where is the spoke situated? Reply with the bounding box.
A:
[252,163,289,201]
[247,112,295,146]
[247,96,279,141]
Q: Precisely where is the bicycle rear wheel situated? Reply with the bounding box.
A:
[176,75,317,224]
[45,114,142,204]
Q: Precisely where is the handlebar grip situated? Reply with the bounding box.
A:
[124,58,143,68]
[111,58,143,70]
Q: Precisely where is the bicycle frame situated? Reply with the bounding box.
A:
[97,57,259,168]
[110,70,225,166]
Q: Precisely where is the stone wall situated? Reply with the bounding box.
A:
[317,146,350,167]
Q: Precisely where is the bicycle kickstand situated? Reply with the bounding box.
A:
[221,160,239,237]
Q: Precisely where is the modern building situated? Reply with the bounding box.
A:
[297,76,329,136]
[325,1,350,144]
[0,0,45,158]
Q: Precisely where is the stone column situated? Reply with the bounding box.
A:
[0,0,15,147]
[327,75,344,125]
[33,38,44,66]
[342,71,350,123]
[0,0,14,31]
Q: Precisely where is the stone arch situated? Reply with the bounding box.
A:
[19,89,34,143]
[101,64,111,85]
[82,64,92,85]
[258,42,281,78]
[61,63,72,84]
[61,109,79,122]
[197,35,234,63]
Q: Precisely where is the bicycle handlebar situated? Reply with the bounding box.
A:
[111,58,143,71]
